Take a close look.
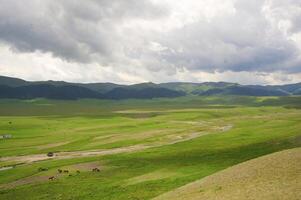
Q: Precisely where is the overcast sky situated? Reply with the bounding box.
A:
[0,0,300,85]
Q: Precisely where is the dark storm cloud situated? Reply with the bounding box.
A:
[0,0,168,63]
[150,0,301,73]
[0,0,300,77]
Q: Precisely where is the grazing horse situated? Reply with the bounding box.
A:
[38,167,48,172]
[63,170,69,173]
[49,176,55,180]
[58,169,63,173]
[92,168,100,172]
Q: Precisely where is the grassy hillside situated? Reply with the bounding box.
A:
[0,96,300,199]
[154,148,301,200]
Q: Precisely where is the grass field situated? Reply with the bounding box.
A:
[0,96,300,199]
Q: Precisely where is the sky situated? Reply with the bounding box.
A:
[0,0,301,85]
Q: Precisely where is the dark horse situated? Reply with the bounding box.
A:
[92,168,100,172]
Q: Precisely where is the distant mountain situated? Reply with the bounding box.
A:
[105,87,184,100]
[293,88,301,95]
[127,82,159,90]
[160,82,298,96]
[0,75,300,100]
[0,84,102,100]
[33,80,122,94]
[79,83,122,94]
[0,76,29,87]
[200,85,288,96]
[0,76,184,100]
[268,83,301,95]
[158,82,238,94]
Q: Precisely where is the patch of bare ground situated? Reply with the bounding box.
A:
[0,166,14,171]
[92,129,178,145]
[153,147,301,200]
[0,154,54,163]
[170,120,207,126]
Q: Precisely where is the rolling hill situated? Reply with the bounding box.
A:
[154,148,301,200]
[0,84,103,100]
[198,85,289,96]
[0,76,184,100]
[0,75,300,99]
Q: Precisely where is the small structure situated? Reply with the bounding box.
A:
[0,134,12,139]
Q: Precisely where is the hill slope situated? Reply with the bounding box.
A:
[200,85,289,96]
[0,84,103,100]
[0,76,29,87]
[105,87,184,99]
[0,76,184,100]
[153,148,301,200]
[0,75,300,99]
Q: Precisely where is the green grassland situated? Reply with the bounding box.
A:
[0,96,300,199]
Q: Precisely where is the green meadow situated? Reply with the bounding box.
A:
[0,96,300,199]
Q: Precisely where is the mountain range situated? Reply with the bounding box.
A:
[0,75,300,100]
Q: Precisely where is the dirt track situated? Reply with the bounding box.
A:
[0,125,232,165]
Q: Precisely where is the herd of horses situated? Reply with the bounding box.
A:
[47,167,100,180]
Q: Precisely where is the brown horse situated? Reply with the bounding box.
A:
[49,176,55,180]
[38,167,48,172]
[92,168,100,172]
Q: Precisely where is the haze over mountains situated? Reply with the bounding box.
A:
[0,76,301,100]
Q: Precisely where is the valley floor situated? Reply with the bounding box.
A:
[0,96,300,199]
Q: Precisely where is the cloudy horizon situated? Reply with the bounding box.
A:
[0,0,301,85]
